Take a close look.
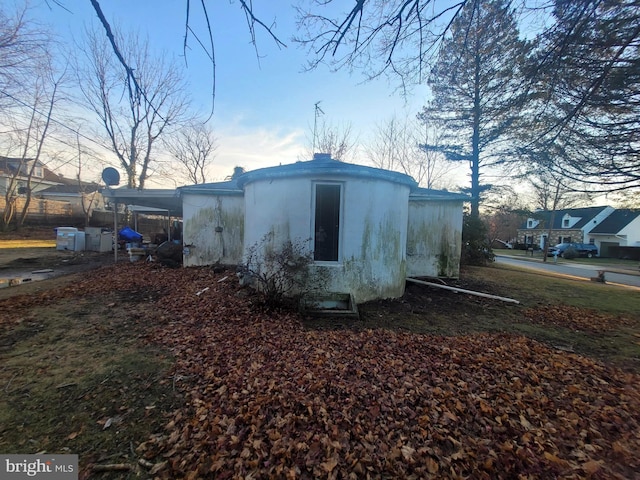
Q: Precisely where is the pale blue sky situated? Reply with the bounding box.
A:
[27,0,433,186]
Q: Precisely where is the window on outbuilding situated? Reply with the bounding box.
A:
[314,183,341,261]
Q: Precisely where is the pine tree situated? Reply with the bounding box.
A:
[418,0,531,218]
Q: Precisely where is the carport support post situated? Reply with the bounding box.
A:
[113,200,118,263]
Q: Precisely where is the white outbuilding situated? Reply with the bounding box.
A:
[180,154,466,303]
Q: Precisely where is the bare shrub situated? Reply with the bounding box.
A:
[239,234,324,308]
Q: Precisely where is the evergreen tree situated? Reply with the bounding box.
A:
[418,0,531,218]
[529,0,640,192]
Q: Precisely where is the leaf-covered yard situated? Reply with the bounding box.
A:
[1,262,639,479]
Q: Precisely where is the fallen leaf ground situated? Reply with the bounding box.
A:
[0,262,639,479]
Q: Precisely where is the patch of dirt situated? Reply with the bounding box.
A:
[353,275,521,334]
[0,245,123,295]
[0,227,117,276]
[0,248,114,271]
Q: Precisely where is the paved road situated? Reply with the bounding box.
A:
[495,255,640,289]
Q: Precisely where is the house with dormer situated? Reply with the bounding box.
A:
[588,209,640,258]
[517,206,640,258]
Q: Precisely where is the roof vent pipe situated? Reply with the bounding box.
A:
[313,153,332,161]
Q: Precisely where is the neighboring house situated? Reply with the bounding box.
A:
[517,206,640,258]
[36,182,105,218]
[180,154,467,303]
[588,209,640,258]
[1,155,106,223]
[0,156,66,197]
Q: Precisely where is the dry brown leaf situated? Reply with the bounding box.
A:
[320,457,338,473]
[39,264,638,480]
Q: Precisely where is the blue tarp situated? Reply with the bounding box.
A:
[118,226,143,242]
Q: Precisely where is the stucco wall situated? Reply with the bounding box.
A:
[243,176,410,303]
[406,200,462,278]
[182,193,244,267]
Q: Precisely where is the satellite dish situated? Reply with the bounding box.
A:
[101,167,120,186]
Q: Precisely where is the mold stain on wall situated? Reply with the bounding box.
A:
[407,202,462,278]
[184,198,244,266]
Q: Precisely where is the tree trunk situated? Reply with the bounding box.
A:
[2,195,17,230]
[542,182,562,263]
[470,49,482,219]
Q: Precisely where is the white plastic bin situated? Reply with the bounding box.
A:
[56,227,85,251]
[85,227,112,252]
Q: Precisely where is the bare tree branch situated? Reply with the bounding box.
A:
[164,121,217,185]
[77,28,190,189]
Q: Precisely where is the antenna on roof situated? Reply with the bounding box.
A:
[312,101,324,155]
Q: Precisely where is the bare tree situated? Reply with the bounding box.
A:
[2,119,52,229]
[365,115,455,188]
[1,63,63,229]
[165,122,217,185]
[0,2,50,105]
[528,172,590,213]
[83,1,640,194]
[1,152,22,230]
[77,27,190,189]
[365,115,406,172]
[72,132,101,226]
[303,120,357,162]
[611,191,640,209]
[294,0,470,93]
[482,195,529,248]
[16,76,60,227]
[414,120,458,190]
[294,1,640,194]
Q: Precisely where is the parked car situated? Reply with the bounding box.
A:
[547,243,598,258]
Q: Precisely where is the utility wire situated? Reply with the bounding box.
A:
[0,88,111,152]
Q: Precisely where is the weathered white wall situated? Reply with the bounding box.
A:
[243,179,312,250]
[243,176,410,303]
[182,193,244,267]
[406,200,463,278]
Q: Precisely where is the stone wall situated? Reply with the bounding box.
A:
[517,228,583,248]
